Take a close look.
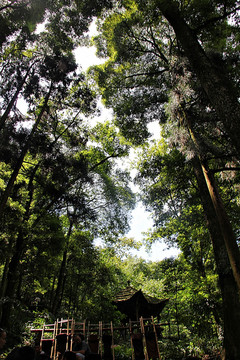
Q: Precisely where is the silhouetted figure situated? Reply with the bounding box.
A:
[56,333,68,357]
[72,334,90,360]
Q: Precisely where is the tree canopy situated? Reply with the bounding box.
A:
[1,1,240,359]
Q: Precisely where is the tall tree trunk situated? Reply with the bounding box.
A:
[51,220,73,315]
[201,161,240,292]
[0,229,25,328]
[0,84,52,218]
[193,157,240,360]
[0,235,15,298]
[0,257,10,298]
[0,64,35,130]
[16,268,23,300]
[0,164,38,327]
[49,276,56,309]
[157,0,240,157]
[179,107,240,357]
[185,115,240,293]
[0,256,11,321]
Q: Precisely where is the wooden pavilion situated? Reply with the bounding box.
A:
[30,286,169,359]
[112,285,169,321]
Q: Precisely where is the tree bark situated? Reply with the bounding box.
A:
[181,110,240,358]
[185,115,240,294]
[0,164,38,327]
[0,63,35,130]
[157,0,240,157]
[0,84,52,218]
[201,161,240,292]
[0,228,25,328]
[193,157,240,360]
[0,235,14,299]
[51,220,73,315]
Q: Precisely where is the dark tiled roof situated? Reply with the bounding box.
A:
[144,293,165,304]
[114,285,166,304]
[114,286,140,302]
[113,285,169,320]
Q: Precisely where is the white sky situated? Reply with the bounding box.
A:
[74,46,105,70]
[127,203,180,261]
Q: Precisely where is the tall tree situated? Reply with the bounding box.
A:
[0,2,136,327]
[90,2,240,357]
[150,0,240,156]
[134,140,240,358]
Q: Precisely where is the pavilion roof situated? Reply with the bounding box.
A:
[113,285,169,320]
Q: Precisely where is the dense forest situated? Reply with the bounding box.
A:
[0,1,240,359]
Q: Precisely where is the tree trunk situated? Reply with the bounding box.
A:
[185,115,240,293]
[201,161,240,292]
[0,236,14,298]
[0,64,35,130]
[193,157,240,360]
[0,229,25,328]
[51,220,73,315]
[158,0,240,157]
[49,276,56,309]
[0,256,11,321]
[0,258,10,297]
[0,84,52,218]
[0,165,38,327]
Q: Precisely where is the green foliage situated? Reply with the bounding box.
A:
[1,1,240,358]
[88,3,240,357]
[0,0,136,334]
[114,344,132,360]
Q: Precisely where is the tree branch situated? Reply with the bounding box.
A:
[0,0,30,12]
[193,6,240,33]
[212,167,240,174]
